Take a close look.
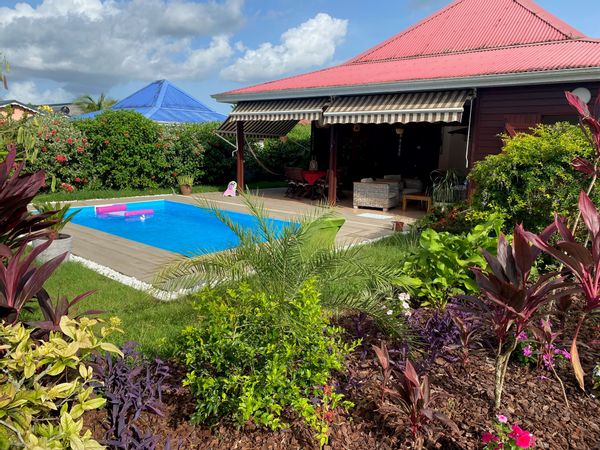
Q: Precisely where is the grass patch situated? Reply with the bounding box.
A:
[41,261,196,356]
[33,180,287,202]
[33,185,220,202]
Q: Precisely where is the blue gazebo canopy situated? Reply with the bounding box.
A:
[77,80,226,123]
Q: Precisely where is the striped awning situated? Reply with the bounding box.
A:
[228,97,328,121]
[216,118,299,139]
[323,90,471,125]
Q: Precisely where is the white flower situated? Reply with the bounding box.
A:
[386,310,393,315]
[398,292,411,302]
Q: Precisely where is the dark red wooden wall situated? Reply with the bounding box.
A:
[469,82,600,166]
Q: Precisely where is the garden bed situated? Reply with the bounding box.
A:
[85,315,600,449]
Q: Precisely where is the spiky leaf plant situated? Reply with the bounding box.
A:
[154,193,408,333]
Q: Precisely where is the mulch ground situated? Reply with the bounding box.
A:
[88,316,600,450]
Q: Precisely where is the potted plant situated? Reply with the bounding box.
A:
[177,175,194,195]
[31,202,79,263]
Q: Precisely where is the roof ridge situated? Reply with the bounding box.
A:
[346,38,598,65]
[512,0,585,39]
[347,0,466,64]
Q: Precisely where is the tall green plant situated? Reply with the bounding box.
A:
[399,214,504,308]
[155,194,407,332]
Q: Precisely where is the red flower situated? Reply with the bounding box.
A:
[77,147,84,154]
[60,182,74,193]
[103,140,110,145]
[51,129,57,135]
[41,147,47,153]
[155,143,161,148]
[55,154,67,163]
[482,432,498,444]
[67,137,74,145]
[75,177,81,183]
[508,424,535,449]
[171,171,177,177]
[55,137,60,143]
[323,410,334,423]
[82,138,88,143]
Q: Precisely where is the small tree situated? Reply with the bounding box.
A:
[74,93,117,113]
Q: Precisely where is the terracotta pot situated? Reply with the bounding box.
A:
[391,221,405,232]
[179,184,192,195]
[31,234,73,264]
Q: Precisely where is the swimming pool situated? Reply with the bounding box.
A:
[70,200,290,255]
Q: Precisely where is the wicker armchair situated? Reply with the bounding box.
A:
[353,181,400,211]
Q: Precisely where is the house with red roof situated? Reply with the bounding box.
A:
[214,0,600,205]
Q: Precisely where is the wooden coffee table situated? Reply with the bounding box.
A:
[402,193,432,212]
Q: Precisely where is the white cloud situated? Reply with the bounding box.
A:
[0,0,244,97]
[221,13,348,83]
[5,81,70,104]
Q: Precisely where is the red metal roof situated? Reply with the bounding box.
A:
[219,0,600,99]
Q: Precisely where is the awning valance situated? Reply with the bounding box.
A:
[216,118,299,139]
[323,90,471,125]
[228,97,328,122]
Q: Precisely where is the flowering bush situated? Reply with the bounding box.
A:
[74,110,166,189]
[157,122,209,186]
[483,415,536,449]
[22,112,91,190]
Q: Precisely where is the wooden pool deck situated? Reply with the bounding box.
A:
[64,188,425,283]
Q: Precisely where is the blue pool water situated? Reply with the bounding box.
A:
[70,200,290,255]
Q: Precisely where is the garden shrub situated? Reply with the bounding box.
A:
[415,202,507,234]
[469,122,597,231]
[179,280,355,445]
[22,112,91,192]
[157,123,218,186]
[399,214,503,308]
[195,122,236,185]
[0,316,122,449]
[75,110,167,189]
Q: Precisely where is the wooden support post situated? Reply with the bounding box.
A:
[236,121,245,192]
[328,126,337,206]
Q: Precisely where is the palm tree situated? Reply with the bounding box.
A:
[154,194,410,334]
[73,93,117,113]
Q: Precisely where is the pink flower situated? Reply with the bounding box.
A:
[517,331,528,342]
[508,424,535,449]
[522,345,533,358]
[67,137,74,145]
[496,414,508,423]
[55,154,67,163]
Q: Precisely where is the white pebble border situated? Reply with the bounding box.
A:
[70,254,200,301]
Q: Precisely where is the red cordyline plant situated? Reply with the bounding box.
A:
[0,240,66,324]
[526,191,600,390]
[565,90,600,232]
[373,342,458,449]
[469,224,570,409]
[0,144,57,248]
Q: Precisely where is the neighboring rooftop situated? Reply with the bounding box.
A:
[215,0,600,101]
[0,99,39,114]
[79,80,226,123]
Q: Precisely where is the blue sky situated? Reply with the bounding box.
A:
[0,0,598,114]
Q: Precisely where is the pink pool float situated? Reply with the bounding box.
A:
[95,204,154,219]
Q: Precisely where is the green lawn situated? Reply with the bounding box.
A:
[43,261,197,356]
[33,180,287,202]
